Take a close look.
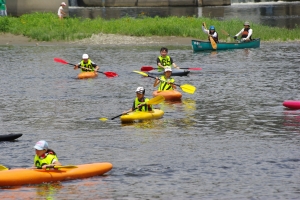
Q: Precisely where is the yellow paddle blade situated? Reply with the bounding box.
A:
[180,84,196,94]
[147,95,165,105]
[53,165,78,169]
[209,36,217,50]
[99,118,108,121]
[0,164,9,171]
[133,70,148,77]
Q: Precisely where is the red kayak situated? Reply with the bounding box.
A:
[283,100,300,110]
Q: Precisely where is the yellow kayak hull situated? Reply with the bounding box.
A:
[0,162,113,187]
[120,109,164,123]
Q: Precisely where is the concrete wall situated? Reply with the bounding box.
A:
[198,0,231,6]
[78,0,230,7]
[6,0,69,17]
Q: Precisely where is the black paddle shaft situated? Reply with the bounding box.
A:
[148,74,181,88]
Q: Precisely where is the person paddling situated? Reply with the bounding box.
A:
[74,54,100,74]
[153,67,176,91]
[202,23,219,43]
[33,140,61,169]
[157,47,180,72]
[124,87,153,113]
[234,21,253,42]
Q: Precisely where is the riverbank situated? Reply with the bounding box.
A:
[0,33,194,46]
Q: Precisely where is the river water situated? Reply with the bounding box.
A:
[0,39,299,199]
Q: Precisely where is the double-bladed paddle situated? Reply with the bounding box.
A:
[54,58,118,78]
[203,22,217,50]
[141,66,202,72]
[37,165,78,169]
[133,71,196,94]
[99,95,165,121]
[0,164,9,171]
[0,164,78,171]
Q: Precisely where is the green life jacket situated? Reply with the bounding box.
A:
[157,56,171,71]
[80,59,94,72]
[34,152,59,168]
[0,0,6,11]
[158,75,175,91]
[134,97,151,112]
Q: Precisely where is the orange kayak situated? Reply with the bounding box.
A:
[153,90,182,101]
[0,162,112,187]
[77,72,98,79]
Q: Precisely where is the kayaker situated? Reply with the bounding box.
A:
[74,54,100,74]
[57,2,67,20]
[33,140,62,169]
[234,21,253,42]
[157,47,180,72]
[125,87,153,113]
[153,67,176,91]
[202,23,219,43]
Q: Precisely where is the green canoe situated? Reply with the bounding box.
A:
[191,38,260,51]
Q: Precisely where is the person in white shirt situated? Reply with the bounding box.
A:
[57,2,66,20]
[234,21,253,42]
[202,23,219,43]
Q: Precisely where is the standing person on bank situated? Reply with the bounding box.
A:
[58,2,67,20]
[202,23,219,43]
[33,140,62,169]
[153,67,176,91]
[74,54,100,74]
[234,21,253,42]
[157,47,180,72]
[0,0,7,17]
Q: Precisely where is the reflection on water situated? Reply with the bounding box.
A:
[283,110,300,130]
[69,2,300,29]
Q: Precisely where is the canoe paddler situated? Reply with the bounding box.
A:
[234,21,253,42]
[33,140,61,169]
[124,87,153,113]
[153,67,176,91]
[74,53,99,74]
[157,47,180,72]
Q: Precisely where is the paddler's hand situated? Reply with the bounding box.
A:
[74,65,78,70]
[42,164,54,169]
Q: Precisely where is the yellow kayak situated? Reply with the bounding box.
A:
[120,109,164,123]
[0,162,112,187]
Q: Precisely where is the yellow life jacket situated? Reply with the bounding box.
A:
[157,56,171,71]
[34,153,59,168]
[158,75,175,91]
[134,97,151,112]
[80,59,94,72]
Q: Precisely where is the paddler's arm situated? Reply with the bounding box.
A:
[168,81,177,89]
[41,160,62,169]
[74,62,81,70]
[153,77,160,87]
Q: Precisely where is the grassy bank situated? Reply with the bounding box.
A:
[0,12,299,42]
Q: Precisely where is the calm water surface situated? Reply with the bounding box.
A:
[0,42,299,199]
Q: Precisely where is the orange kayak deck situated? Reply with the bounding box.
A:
[153,90,182,101]
[78,72,98,79]
[0,162,113,187]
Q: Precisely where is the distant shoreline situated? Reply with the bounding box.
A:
[0,33,194,46]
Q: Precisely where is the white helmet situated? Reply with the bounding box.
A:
[136,87,145,94]
[82,54,89,59]
[164,67,172,72]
